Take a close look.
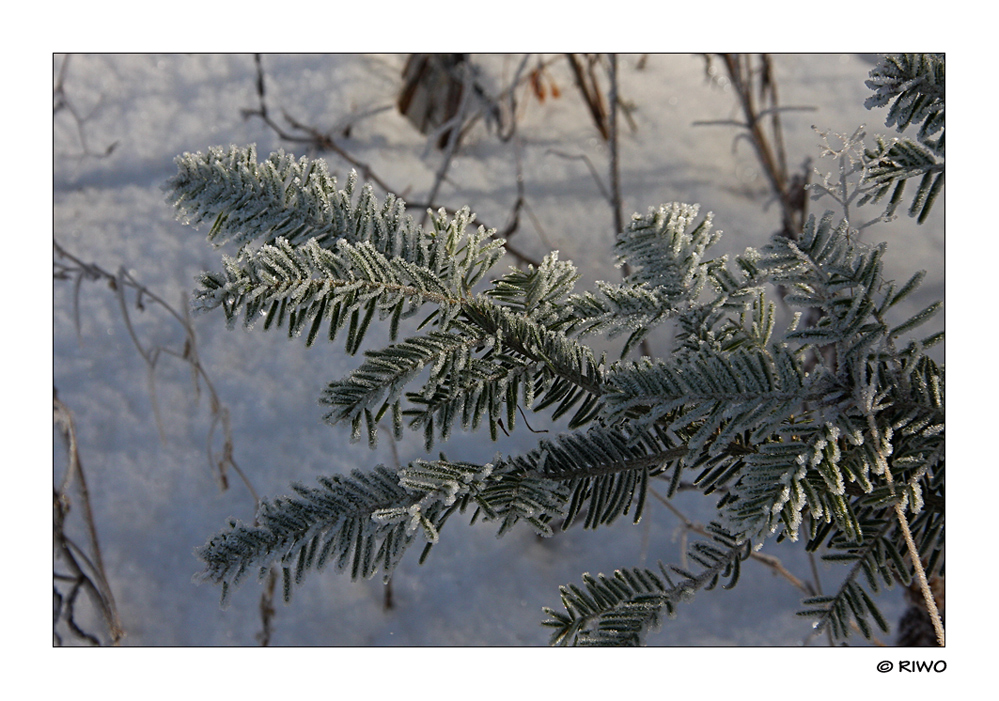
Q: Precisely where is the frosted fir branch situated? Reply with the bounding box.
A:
[601,343,809,452]
[566,202,762,358]
[166,145,506,286]
[523,424,686,530]
[475,424,688,536]
[798,517,896,642]
[194,236,469,351]
[169,133,944,645]
[166,145,405,251]
[323,294,610,451]
[199,421,699,609]
[615,203,721,300]
[461,297,607,399]
[400,354,546,449]
[484,251,581,332]
[197,433,686,604]
[544,532,749,646]
[864,54,944,142]
[808,125,886,234]
[853,55,945,226]
[859,137,944,224]
[724,420,864,545]
[196,460,498,605]
[566,272,761,359]
[320,328,488,446]
[166,145,344,248]
[543,566,677,646]
[755,211,911,355]
[567,283,697,358]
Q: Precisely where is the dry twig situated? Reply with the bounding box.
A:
[54,393,124,645]
[54,241,259,507]
[647,486,886,646]
[53,54,118,159]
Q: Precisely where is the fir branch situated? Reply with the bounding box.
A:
[196,460,496,605]
[543,529,749,646]
[859,54,945,224]
[567,201,760,357]
[602,343,808,450]
[859,137,944,224]
[484,251,581,332]
[320,327,486,446]
[166,145,394,250]
[173,72,944,645]
[615,202,721,299]
[527,425,686,530]
[461,297,607,404]
[798,516,896,642]
[165,145,505,282]
[568,281,687,341]
[543,566,676,646]
[168,146,509,355]
[194,236,468,351]
[320,287,609,450]
[197,423,695,605]
[864,54,944,143]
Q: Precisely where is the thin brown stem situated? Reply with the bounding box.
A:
[256,567,279,645]
[566,54,609,141]
[647,487,811,595]
[607,53,652,358]
[54,241,259,507]
[862,410,944,646]
[54,394,125,645]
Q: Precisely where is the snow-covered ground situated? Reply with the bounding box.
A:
[52,53,944,649]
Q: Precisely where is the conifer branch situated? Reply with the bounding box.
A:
[193,236,469,351]
[543,527,749,646]
[859,54,945,224]
[864,54,944,142]
[176,56,944,643]
[196,460,497,605]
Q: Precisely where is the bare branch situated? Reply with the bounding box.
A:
[54,241,259,506]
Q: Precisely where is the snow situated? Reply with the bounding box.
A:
[52,53,944,653]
